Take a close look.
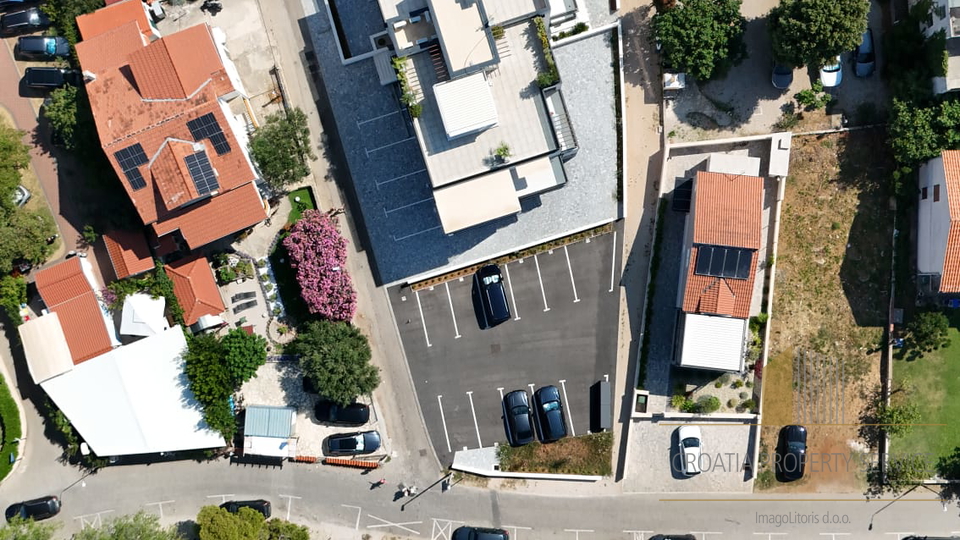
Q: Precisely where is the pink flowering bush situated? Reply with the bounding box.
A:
[283,209,357,321]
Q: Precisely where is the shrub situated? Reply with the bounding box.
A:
[741,398,757,411]
[491,25,505,40]
[670,394,688,409]
[714,381,723,388]
[795,81,833,111]
[720,373,732,384]
[745,380,754,388]
[697,395,721,413]
[212,252,230,267]
[408,103,423,118]
[256,259,267,268]
[217,266,237,284]
[727,398,738,408]
[282,210,357,321]
[733,379,744,389]
[739,391,750,400]
[264,283,274,293]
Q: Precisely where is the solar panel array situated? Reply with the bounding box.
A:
[693,244,752,280]
[113,143,149,190]
[186,113,231,155]
[184,151,219,196]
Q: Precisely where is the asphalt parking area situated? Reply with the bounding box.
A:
[389,228,621,465]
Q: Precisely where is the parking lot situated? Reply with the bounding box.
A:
[389,228,621,465]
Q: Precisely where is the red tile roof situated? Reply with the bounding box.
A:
[682,171,764,318]
[74,21,146,74]
[76,19,265,251]
[34,258,114,364]
[166,256,225,326]
[103,229,154,279]
[939,151,960,291]
[77,0,153,42]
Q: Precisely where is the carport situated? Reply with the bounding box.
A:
[242,405,297,458]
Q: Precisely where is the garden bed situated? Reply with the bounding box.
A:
[286,187,317,224]
[496,432,613,476]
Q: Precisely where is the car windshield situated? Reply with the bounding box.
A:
[44,39,55,55]
[511,405,529,416]
[682,437,700,448]
[788,441,805,451]
[774,65,791,74]
[542,401,559,412]
[482,274,500,285]
[823,63,841,73]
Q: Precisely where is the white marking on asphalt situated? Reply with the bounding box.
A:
[533,254,550,312]
[367,514,422,535]
[691,534,723,540]
[385,197,433,215]
[466,391,482,447]
[528,383,535,394]
[623,531,653,540]
[883,534,915,540]
[144,500,174,519]
[497,387,504,399]
[206,494,235,503]
[753,534,787,540]
[504,525,533,539]
[394,225,442,242]
[563,245,580,303]
[437,395,451,452]
[415,291,432,347]
[431,519,463,540]
[357,109,401,125]
[278,494,301,521]
[609,230,618,292]
[818,535,850,540]
[376,168,427,188]
[559,379,575,436]
[341,505,362,530]
[564,529,594,540]
[75,510,114,528]
[365,136,416,157]
[504,263,521,320]
[444,282,461,338]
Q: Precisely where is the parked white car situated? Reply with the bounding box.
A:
[819,56,843,87]
[677,425,702,476]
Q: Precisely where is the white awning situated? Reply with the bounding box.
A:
[433,72,498,139]
[40,325,224,456]
[433,169,521,233]
[18,313,74,384]
[679,313,747,372]
[121,293,168,337]
[243,436,296,458]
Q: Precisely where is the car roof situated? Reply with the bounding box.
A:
[678,425,701,439]
[536,385,560,401]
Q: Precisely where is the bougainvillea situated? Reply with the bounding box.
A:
[282,209,357,321]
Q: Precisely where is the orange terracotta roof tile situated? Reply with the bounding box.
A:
[941,151,960,291]
[77,0,152,42]
[34,259,113,364]
[150,140,205,211]
[103,229,154,279]
[152,182,266,249]
[682,249,758,318]
[166,255,225,325]
[75,21,145,74]
[692,171,763,250]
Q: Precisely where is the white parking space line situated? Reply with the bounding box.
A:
[504,526,533,539]
[278,494,302,521]
[357,109,400,126]
[528,383,535,394]
[497,387,504,400]
[563,245,580,303]
[376,168,427,188]
[504,263,521,320]
[385,197,433,215]
[365,136,417,157]
[75,510,114,528]
[394,225,441,242]
[533,254,550,312]
[437,395,452,452]
[415,290,432,347]
[144,500,174,519]
[341,505,362,530]
[206,494,235,503]
[609,230,618,293]
[623,531,654,540]
[564,529,594,540]
[431,519,462,540]
[559,379,575,437]
[466,391,482,447]
[444,282,461,338]
[367,514,422,535]
[753,534,787,539]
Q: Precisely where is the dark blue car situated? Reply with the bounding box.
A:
[533,385,568,443]
[502,390,534,447]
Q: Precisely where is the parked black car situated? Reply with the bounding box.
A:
[323,430,381,456]
[778,424,808,481]
[23,67,78,89]
[0,7,49,35]
[220,500,271,518]
[501,390,534,447]
[5,496,61,522]
[315,400,370,426]
[452,526,509,540]
[475,264,510,328]
[533,385,568,443]
[650,535,697,540]
[15,35,69,60]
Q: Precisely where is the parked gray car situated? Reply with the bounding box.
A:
[854,28,876,77]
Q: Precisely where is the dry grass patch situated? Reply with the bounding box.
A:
[497,432,613,476]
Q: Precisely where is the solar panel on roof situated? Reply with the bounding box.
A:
[693,244,752,280]
[113,143,149,191]
[184,150,219,196]
[187,113,231,156]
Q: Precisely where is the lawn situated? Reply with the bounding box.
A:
[890,327,960,464]
[0,373,22,482]
[496,432,613,476]
[286,187,317,224]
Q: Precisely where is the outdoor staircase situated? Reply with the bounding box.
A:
[550,110,576,152]
[427,43,450,82]
[402,59,424,101]
[495,36,511,60]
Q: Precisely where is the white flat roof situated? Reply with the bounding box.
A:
[18,313,74,384]
[121,293,168,337]
[706,153,762,177]
[434,168,521,232]
[427,0,494,74]
[243,435,296,458]
[41,325,224,456]
[433,72,498,139]
[679,313,746,372]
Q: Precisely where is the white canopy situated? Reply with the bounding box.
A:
[18,313,74,384]
[121,293,168,337]
[433,72,498,139]
[678,313,747,372]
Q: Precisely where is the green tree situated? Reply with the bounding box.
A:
[884,453,930,494]
[937,446,960,479]
[183,334,235,440]
[196,506,264,540]
[221,328,268,385]
[41,85,97,153]
[0,276,26,325]
[0,209,57,273]
[248,108,315,189]
[289,320,380,405]
[888,100,941,166]
[652,0,746,81]
[73,511,181,540]
[875,401,921,438]
[263,519,309,540]
[768,0,870,68]
[0,518,58,540]
[0,122,29,211]
[905,310,950,354]
[41,0,105,46]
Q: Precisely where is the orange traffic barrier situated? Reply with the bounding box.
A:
[322,457,380,469]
